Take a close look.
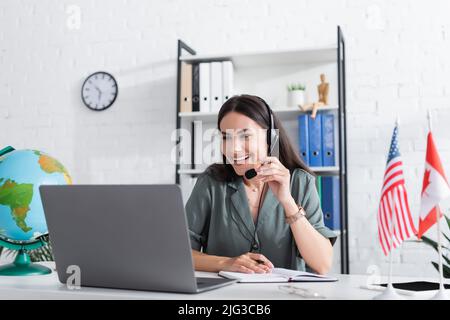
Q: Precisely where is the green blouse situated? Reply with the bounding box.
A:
[185,168,337,271]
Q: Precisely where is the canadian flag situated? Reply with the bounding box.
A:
[418,132,450,238]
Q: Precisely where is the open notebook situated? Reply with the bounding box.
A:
[218,268,338,283]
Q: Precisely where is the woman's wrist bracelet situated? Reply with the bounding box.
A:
[285,204,306,225]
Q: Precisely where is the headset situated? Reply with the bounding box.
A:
[257,97,279,156]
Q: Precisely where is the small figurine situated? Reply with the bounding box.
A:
[318,73,329,105]
[299,73,329,119]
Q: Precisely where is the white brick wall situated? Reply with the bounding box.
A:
[1,0,450,277]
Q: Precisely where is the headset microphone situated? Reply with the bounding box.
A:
[244,168,257,179]
[244,97,278,180]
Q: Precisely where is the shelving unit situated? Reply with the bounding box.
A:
[179,105,339,121]
[174,26,348,273]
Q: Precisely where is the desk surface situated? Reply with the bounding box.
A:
[0,262,447,300]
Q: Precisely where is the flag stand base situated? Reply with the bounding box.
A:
[373,283,404,300]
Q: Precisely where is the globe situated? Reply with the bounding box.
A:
[0,146,72,276]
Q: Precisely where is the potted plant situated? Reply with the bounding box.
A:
[421,214,450,277]
[287,83,306,108]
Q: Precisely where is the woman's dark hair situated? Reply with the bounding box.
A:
[206,94,314,182]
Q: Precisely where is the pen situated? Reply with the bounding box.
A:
[256,259,273,273]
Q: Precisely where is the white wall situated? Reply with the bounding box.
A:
[1,0,450,277]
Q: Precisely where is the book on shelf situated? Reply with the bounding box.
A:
[298,114,309,164]
[192,120,203,167]
[308,114,323,167]
[321,176,340,230]
[210,61,223,112]
[180,60,234,114]
[179,62,192,113]
[297,113,336,167]
[222,61,233,103]
[192,63,200,111]
[321,113,335,166]
[199,62,210,112]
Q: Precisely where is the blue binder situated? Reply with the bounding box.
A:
[321,176,340,230]
[298,114,309,165]
[321,114,335,166]
[308,114,322,167]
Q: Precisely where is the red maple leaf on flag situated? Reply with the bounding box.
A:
[422,169,431,196]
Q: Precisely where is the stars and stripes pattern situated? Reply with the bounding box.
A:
[377,125,417,255]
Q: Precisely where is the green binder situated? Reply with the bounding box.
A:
[316,175,322,205]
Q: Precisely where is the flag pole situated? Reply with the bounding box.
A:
[432,205,447,299]
[387,117,401,287]
[374,192,402,300]
[428,109,448,300]
[386,191,399,292]
[374,118,403,300]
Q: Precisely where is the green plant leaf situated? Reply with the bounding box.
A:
[443,254,450,266]
[287,83,305,91]
[431,261,450,278]
[443,233,450,247]
[29,242,54,262]
[421,235,439,251]
[0,241,53,262]
[421,235,449,251]
[3,248,16,258]
[444,214,450,230]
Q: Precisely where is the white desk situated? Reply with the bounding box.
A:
[0,262,447,300]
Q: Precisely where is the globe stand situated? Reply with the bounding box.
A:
[0,237,52,276]
[0,249,51,276]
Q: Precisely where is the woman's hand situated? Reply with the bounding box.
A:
[222,252,274,274]
[256,156,293,205]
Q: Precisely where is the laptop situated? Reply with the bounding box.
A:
[39,184,236,294]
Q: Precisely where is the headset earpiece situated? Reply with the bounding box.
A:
[258,97,279,156]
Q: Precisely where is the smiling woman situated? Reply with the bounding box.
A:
[185,94,337,275]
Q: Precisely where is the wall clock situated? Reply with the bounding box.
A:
[81,71,118,111]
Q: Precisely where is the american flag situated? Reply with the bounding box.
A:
[377,125,417,255]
